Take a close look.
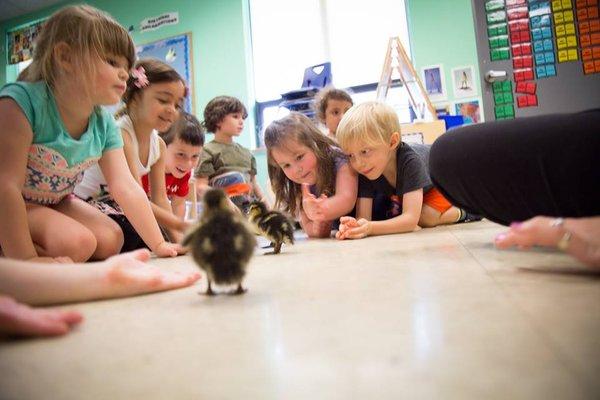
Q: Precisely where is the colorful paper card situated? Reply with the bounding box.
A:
[514,67,535,80]
[488,23,509,36]
[568,48,579,59]
[488,10,508,23]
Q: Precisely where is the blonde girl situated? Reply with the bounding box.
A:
[75,58,189,249]
[265,112,357,238]
[0,5,182,262]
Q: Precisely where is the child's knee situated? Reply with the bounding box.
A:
[93,221,124,260]
[54,229,97,262]
[419,208,440,228]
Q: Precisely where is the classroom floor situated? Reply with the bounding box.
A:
[1,220,599,399]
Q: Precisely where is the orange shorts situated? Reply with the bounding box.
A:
[423,187,453,213]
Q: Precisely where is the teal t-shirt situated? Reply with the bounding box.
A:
[0,81,123,205]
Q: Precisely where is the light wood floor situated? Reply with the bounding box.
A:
[1,220,598,399]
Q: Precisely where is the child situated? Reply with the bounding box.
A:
[195,96,265,210]
[0,5,182,262]
[75,58,189,251]
[335,101,480,240]
[265,112,357,238]
[143,112,204,227]
[313,87,354,138]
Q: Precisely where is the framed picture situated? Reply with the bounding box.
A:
[136,32,194,113]
[453,98,482,124]
[451,66,477,98]
[421,64,447,102]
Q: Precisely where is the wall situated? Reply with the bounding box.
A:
[406,0,482,118]
[0,0,264,178]
[2,0,480,190]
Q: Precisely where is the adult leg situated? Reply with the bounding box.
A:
[53,196,124,260]
[429,109,600,225]
[27,204,98,262]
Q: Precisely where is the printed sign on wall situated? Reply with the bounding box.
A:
[140,12,179,33]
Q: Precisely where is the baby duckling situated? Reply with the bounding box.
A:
[247,201,294,254]
[182,189,256,295]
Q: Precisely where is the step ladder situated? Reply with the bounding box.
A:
[376,36,437,121]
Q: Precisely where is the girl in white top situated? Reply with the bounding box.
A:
[76,58,189,250]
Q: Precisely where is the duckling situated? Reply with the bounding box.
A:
[247,201,294,254]
[182,189,256,295]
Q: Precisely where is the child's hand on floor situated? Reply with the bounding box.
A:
[301,184,328,222]
[103,249,201,296]
[336,216,371,240]
[0,295,83,338]
[153,241,188,257]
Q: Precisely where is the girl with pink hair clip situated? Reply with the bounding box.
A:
[0,5,184,262]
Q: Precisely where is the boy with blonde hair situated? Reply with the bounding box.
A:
[335,101,479,240]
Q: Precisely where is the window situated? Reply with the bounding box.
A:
[249,0,411,144]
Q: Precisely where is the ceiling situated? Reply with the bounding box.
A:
[0,0,66,22]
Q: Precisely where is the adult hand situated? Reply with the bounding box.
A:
[494,216,600,268]
[495,216,567,250]
[0,295,83,337]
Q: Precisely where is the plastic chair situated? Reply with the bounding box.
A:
[280,62,332,118]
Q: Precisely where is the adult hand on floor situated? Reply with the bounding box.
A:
[494,216,600,268]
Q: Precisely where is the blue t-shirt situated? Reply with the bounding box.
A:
[0,81,123,205]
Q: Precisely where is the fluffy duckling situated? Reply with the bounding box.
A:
[182,189,256,295]
[247,201,294,254]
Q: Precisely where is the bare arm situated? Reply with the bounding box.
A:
[99,148,181,257]
[355,197,373,220]
[299,210,332,238]
[171,195,186,220]
[0,99,37,260]
[122,135,187,234]
[321,164,358,219]
[367,189,423,236]
[149,139,184,239]
[0,249,200,306]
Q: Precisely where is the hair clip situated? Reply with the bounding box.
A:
[131,66,149,88]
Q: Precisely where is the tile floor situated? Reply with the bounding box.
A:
[0,220,598,399]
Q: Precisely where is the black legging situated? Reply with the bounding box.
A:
[429,109,600,226]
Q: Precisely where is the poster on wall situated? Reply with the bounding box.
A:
[421,64,447,102]
[453,98,482,124]
[7,20,45,65]
[136,32,193,113]
[451,66,478,98]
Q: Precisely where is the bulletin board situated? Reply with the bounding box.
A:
[472,0,600,122]
[136,32,194,113]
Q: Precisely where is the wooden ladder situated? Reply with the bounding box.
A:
[376,36,437,121]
